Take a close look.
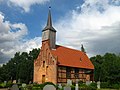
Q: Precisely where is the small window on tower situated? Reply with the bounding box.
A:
[53,61,54,65]
[43,61,45,68]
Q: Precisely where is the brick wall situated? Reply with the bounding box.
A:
[34,41,57,84]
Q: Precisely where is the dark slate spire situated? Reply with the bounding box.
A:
[43,7,56,32]
[81,44,86,53]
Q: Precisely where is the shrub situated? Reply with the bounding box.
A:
[32,87,41,90]
[111,83,120,89]
[70,85,75,90]
[78,81,84,86]
[100,82,109,88]
[6,81,13,88]
[0,83,5,88]
[32,82,56,90]
[88,82,97,89]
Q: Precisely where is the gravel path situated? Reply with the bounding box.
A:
[0,89,8,90]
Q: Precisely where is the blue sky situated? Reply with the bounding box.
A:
[0,0,83,38]
[0,0,120,64]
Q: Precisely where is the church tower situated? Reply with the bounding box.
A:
[42,7,56,49]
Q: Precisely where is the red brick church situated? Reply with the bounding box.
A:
[33,9,94,84]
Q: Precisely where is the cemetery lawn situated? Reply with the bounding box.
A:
[97,88,118,90]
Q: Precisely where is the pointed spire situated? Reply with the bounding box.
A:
[47,7,52,27]
[81,44,86,53]
[43,7,56,32]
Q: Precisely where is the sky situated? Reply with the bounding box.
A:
[0,0,120,64]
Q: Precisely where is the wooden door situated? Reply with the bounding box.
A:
[42,75,45,83]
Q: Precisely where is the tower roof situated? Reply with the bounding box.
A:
[43,7,56,32]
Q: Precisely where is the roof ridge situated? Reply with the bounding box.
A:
[56,45,84,53]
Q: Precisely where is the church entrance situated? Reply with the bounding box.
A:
[42,75,45,83]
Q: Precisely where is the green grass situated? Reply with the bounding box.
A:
[97,88,118,90]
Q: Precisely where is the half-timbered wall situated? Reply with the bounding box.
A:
[57,66,94,84]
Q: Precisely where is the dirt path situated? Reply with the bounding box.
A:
[0,89,8,90]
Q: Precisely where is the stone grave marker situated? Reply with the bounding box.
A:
[22,83,27,88]
[18,79,20,84]
[58,84,62,89]
[97,81,100,89]
[13,80,16,84]
[86,81,91,85]
[29,81,32,84]
[43,85,56,90]
[67,79,72,86]
[11,84,19,90]
[75,83,79,90]
[64,86,71,90]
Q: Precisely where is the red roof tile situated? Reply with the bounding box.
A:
[51,45,94,69]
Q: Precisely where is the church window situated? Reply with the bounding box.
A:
[66,67,71,78]
[48,53,50,64]
[46,66,48,74]
[43,61,45,68]
[46,49,48,63]
[74,68,79,78]
[50,57,52,64]
[53,61,54,65]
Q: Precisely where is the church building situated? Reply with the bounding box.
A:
[33,9,94,84]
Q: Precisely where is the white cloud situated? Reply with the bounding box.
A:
[8,0,50,12]
[55,0,120,57]
[0,0,3,3]
[0,13,41,64]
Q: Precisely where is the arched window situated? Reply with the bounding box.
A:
[43,61,45,68]
[53,61,54,65]
[46,49,48,63]
[74,68,79,78]
[50,57,52,65]
[46,66,48,75]
[48,53,50,65]
[66,67,71,78]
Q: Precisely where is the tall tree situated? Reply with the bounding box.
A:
[90,53,120,84]
[0,48,40,83]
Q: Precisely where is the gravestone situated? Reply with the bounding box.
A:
[67,79,72,86]
[64,86,71,90]
[13,80,16,84]
[58,84,62,89]
[97,81,100,89]
[29,81,32,84]
[11,84,19,90]
[18,79,20,84]
[22,83,27,88]
[43,85,56,90]
[86,81,91,85]
[75,84,78,90]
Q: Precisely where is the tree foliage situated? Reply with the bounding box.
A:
[0,48,40,83]
[90,53,120,84]
[0,49,120,84]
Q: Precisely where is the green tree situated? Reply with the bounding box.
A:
[90,53,120,84]
[0,48,40,83]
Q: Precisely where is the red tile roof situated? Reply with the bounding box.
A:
[51,45,94,69]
